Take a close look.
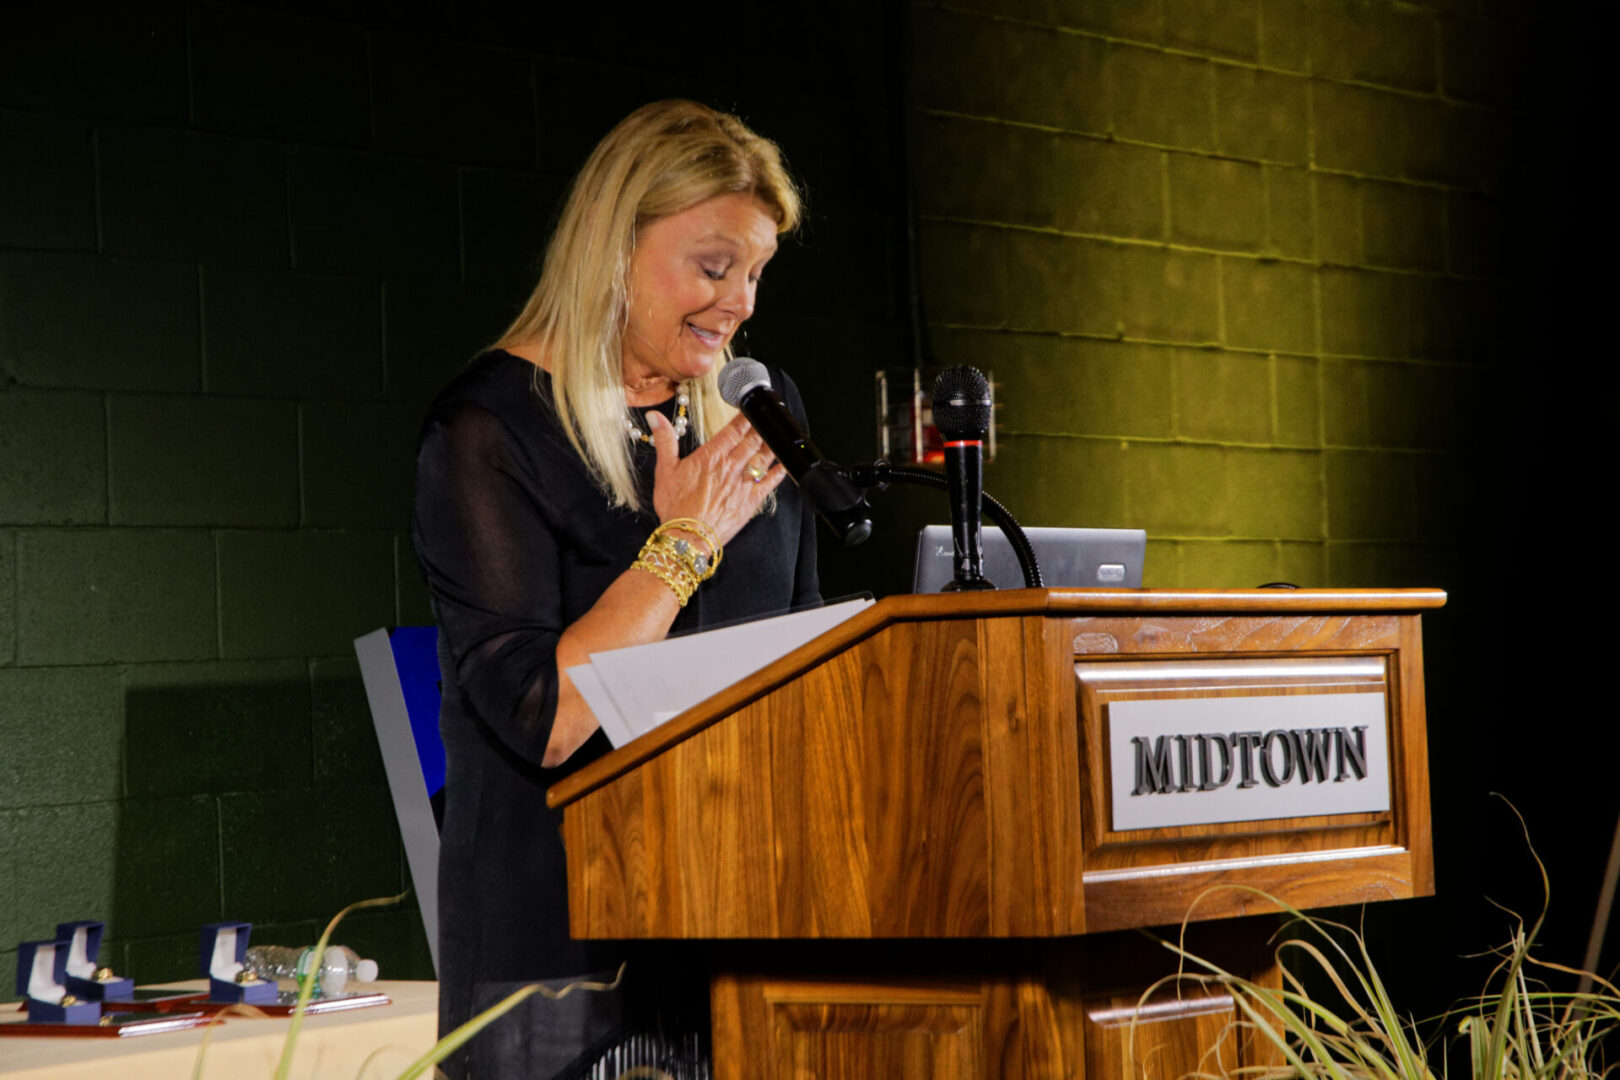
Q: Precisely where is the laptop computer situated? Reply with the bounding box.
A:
[913,525,1147,592]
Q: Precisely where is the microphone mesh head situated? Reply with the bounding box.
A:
[719,356,771,406]
[931,366,992,439]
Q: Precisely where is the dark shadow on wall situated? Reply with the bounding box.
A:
[111,670,433,984]
[0,0,913,1000]
[1347,20,1618,1021]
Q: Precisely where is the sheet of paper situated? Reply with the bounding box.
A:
[564,661,636,749]
[581,598,873,746]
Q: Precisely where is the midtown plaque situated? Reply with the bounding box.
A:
[1107,691,1391,831]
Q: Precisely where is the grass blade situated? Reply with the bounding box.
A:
[273,891,409,1080]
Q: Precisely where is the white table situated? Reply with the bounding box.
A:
[0,981,438,1080]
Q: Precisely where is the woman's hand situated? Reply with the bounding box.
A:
[648,409,785,545]
[542,410,784,767]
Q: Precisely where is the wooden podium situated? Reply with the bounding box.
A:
[548,588,1443,1079]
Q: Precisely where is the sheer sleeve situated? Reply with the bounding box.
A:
[412,400,563,765]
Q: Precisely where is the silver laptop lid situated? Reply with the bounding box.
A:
[913,526,1147,592]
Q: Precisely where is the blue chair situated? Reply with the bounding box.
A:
[355,626,443,975]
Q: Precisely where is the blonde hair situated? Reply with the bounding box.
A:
[495,100,802,511]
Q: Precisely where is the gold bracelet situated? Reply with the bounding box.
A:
[649,533,708,585]
[632,551,697,606]
[650,517,722,581]
[660,516,720,556]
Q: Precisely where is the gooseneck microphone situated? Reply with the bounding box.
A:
[718,357,873,547]
[931,366,994,591]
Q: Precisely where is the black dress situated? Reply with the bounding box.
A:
[411,350,820,1079]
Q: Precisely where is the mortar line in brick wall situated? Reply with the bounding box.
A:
[920,213,1311,264]
[918,215,1500,283]
[1201,58,1218,149]
[101,393,113,524]
[1313,349,1492,371]
[924,323,1498,371]
[1260,165,1275,261]
[1158,150,1172,246]
[997,417,1470,453]
[6,531,16,666]
[914,108,1509,193]
[212,530,225,659]
[1268,354,1281,445]
[306,656,319,786]
[925,6,1519,110]
[1214,251,1229,351]
[0,794,138,812]
[36,384,407,407]
[1309,256,1328,542]
[1315,442,1467,456]
[1306,88,1322,250]
[214,794,226,921]
[998,426,1316,450]
[0,656,247,672]
[1441,190,1457,276]
[999,427,1475,457]
[1147,535,1335,545]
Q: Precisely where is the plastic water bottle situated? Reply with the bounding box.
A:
[243,944,379,997]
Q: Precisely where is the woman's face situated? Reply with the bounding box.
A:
[621,191,778,396]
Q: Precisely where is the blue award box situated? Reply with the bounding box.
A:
[56,920,134,1002]
[15,939,102,1024]
[199,921,278,1004]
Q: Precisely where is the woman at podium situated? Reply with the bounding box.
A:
[412,100,821,1078]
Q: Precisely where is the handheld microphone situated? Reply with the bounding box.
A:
[718,357,873,547]
[931,366,994,591]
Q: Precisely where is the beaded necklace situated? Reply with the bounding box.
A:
[626,391,689,444]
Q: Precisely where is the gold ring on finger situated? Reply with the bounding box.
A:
[746,463,767,483]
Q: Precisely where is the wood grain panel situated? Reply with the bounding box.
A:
[774,1003,982,1080]
[1070,613,1402,657]
[863,619,991,937]
[1395,616,1435,895]
[551,591,1443,809]
[560,599,1436,940]
[671,691,780,935]
[567,616,1007,938]
[981,616,1087,935]
[712,971,773,1080]
[1082,847,1417,932]
[1084,991,1239,1080]
[1066,613,1435,929]
[772,649,875,937]
[709,924,1279,1079]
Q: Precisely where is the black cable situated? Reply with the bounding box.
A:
[837,462,1043,589]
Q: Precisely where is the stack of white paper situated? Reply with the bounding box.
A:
[566,597,873,748]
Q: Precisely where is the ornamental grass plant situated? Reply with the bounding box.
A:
[1145,810,1618,1080]
[190,890,642,1080]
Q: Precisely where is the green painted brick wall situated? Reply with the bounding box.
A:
[909,0,1525,588]
[1,3,910,997]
